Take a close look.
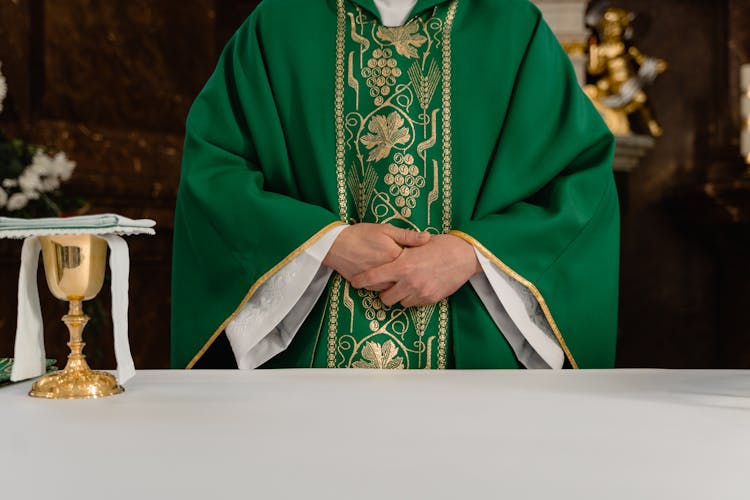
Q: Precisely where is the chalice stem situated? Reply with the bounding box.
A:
[62,298,92,372]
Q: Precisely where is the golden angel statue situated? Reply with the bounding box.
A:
[584,6,667,137]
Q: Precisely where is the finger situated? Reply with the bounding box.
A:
[383,225,431,247]
[366,281,395,292]
[401,294,430,308]
[379,281,411,307]
[400,295,419,308]
[401,295,440,308]
[350,262,399,290]
[350,274,394,292]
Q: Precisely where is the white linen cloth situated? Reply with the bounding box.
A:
[374,0,418,26]
[0,213,155,237]
[3,370,749,500]
[1,214,155,384]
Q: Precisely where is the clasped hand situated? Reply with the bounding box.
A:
[322,223,481,308]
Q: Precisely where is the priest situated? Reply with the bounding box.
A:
[171,0,620,370]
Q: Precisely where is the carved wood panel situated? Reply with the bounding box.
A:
[0,0,260,369]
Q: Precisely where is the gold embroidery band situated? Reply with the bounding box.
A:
[441,0,457,236]
[185,221,348,369]
[329,0,458,369]
[436,0,458,368]
[327,274,344,367]
[330,0,347,368]
[447,230,580,369]
[335,0,349,222]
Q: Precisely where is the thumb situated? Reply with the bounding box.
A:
[385,226,431,247]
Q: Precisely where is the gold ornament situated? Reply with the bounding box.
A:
[585,7,667,137]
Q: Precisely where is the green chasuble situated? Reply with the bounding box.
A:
[171,0,619,370]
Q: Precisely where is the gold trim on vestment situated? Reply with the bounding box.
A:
[327,274,344,367]
[185,221,348,369]
[448,230,580,369]
[327,0,458,369]
[436,0,458,368]
[441,0,457,235]
[335,0,349,222]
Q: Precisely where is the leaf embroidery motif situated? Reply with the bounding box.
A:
[377,23,427,59]
[360,112,410,162]
[352,340,404,369]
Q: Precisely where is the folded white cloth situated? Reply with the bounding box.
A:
[1,214,155,385]
[0,213,155,238]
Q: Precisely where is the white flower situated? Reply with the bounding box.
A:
[18,167,42,198]
[1,148,77,212]
[29,151,53,176]
[52,152,76,181]
[27,151,76,190]
[0,61,7,114]
[40,175,60,192]
[6,192,29,211]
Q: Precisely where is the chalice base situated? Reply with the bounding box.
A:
[29,368,123,399]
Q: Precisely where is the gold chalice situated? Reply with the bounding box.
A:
[29,234,123,399]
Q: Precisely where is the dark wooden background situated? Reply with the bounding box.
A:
[0,0,748,369]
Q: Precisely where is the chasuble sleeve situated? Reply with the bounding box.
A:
[450,13,619,369]
[171,12,343,369]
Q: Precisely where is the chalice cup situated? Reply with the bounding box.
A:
[29,234,123,399]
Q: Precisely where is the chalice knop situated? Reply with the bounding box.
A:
[29,234,123,399]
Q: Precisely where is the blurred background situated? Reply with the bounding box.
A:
[0,0,748,369]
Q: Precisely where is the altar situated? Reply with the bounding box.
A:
[1,369,748,499]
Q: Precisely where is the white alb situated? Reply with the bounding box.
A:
[373,0,418,26]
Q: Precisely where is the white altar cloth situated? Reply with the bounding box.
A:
[1,369,748,499]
